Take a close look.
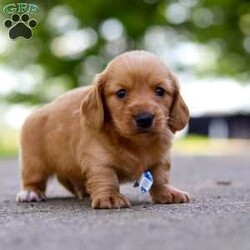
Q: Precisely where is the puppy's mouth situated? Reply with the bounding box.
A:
[113,112,165,139]
[136,127,155,134]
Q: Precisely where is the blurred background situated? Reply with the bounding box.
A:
[0,0,250,158]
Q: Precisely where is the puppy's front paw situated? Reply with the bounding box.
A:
[91,192,131,209]
[16,190,46,202]
[151,185,190,204]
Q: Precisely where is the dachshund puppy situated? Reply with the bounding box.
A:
[17,50,190,209]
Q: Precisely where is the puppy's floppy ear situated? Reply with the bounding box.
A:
[168,78,190,133]
[80,73,105,129]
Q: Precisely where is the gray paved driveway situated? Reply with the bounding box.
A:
[0,155,250,250]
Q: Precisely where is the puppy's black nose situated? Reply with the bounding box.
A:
[135,113,154,129]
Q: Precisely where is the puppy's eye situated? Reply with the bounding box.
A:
[116,89,127,99]
[155,87,166,97]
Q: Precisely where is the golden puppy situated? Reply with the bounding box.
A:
[17,50,190,209]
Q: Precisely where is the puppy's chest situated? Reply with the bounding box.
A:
[114,148,165,182]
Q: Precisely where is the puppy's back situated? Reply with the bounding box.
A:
[21,86,91,169]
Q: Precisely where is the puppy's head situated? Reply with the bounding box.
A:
[81,51,189,140]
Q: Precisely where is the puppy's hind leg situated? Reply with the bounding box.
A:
[16,157,49,202]
[17,113,51,202]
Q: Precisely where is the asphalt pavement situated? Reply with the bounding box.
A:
[0,155,250,250]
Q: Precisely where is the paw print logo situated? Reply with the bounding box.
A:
[4,14,37,40]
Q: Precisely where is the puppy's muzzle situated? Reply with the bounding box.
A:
[134,112,154,129]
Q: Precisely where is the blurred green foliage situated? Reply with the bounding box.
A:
[0,0,250,105]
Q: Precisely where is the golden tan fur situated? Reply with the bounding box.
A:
[17,51,190,208]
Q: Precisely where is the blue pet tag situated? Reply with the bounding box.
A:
[133,171,153,193]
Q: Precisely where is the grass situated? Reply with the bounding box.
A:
[0,125,19,158]
[173,135,210,154]
[173,135,249,155]
[0,129,248,158]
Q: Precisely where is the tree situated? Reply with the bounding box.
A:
[1,0,250,105]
